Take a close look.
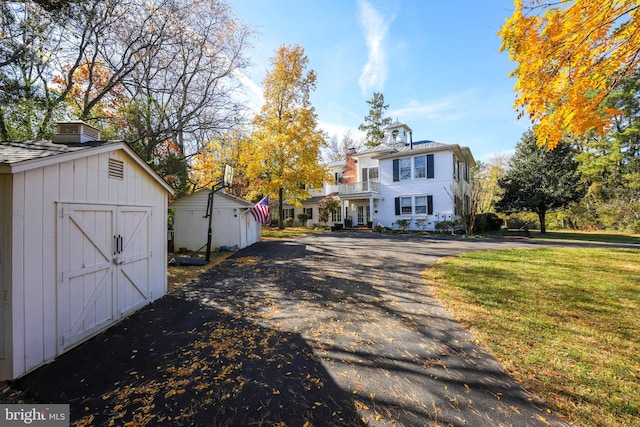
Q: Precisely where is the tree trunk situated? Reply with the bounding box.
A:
[278,187,284,230]
[538,210,546,233]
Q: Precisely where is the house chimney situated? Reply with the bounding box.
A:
[343,147,358,184]
[53,121,101,144]
[409,131,413,150]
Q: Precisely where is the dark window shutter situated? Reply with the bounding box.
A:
[393,159,399,181]
[427,195,433,215]
[395,197,400,215]
[426,154,434,179]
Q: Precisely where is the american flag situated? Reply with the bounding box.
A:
[250,195,270,224]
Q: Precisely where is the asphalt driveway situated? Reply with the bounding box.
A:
[12,233,573,426]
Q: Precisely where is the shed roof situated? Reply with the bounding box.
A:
[169,188,254,209]
[0,139,174,194]
[0,140,111,164]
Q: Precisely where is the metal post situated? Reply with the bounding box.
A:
[205,190,214,261]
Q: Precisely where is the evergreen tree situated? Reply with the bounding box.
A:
[496,130,583,233]
[574,71,640,231]
[358,92,392,147]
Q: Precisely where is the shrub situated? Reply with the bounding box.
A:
[297,213,309,227]
[415,219,428,231]
[372,224,390,233]
[395,219,410,232]
[435,220,455,233]
[473,213,502,233]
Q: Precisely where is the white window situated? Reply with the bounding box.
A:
[362,167,379,182]
[370,167,379,180]
[401,197,412,215]
[400,158,411,180]
[415,196,427,214]
[331,209,342,222]
[414,156,426,178]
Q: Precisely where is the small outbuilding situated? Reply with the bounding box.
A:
[0,121,173,381]
[170,189,261,253]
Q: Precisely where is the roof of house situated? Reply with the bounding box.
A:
[0,139,174,194]
[326,160,346,169]
[169,188,254,209]
[301,192,338,204]
[353,140,449,157]
[352,140,474,164]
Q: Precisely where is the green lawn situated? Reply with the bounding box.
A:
[504,229,640,245]
[423,247,640,427]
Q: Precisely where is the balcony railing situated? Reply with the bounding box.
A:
[339,180,379,195]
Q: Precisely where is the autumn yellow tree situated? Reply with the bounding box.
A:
[243,44,328,229]
[500,1,640,149]
[191,129,250,196]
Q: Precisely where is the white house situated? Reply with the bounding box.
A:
[0,121,173,381]
[282,121,474,231]
[169,189,261,252]
[278,161,343,227]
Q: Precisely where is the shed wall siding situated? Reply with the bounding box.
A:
[171,191,258,252]
[7,148,168,378]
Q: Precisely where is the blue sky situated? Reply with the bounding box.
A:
[231,0,529,161]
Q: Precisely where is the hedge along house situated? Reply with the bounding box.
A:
[0,121,173,381]
[169,189,261,253]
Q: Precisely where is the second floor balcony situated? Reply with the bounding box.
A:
[339,180,379,195]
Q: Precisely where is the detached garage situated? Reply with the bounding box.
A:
[170,189,261,253]
[0,122,173,381]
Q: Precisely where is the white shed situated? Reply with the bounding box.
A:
[170,189,261,252]
[0,123,173,381]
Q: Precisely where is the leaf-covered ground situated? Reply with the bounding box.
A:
[11,234,573,426]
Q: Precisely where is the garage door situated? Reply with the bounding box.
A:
[57,203,152,352]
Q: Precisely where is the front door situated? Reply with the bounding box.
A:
[357,205,370,225]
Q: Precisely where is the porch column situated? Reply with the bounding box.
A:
[340,199,345,225]
[369,197,374,224]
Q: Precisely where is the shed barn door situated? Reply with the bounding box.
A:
[58,204,116,351]
[115,206,152,317]
[58,204,153,352]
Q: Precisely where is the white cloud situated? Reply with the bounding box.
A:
[234,70,264,113]
[357,0,392,96]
